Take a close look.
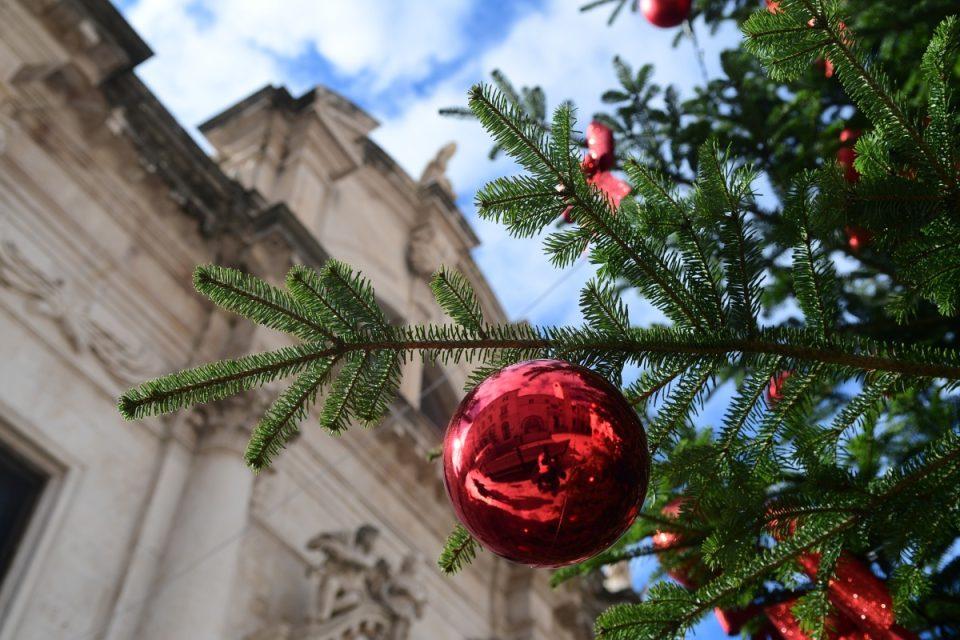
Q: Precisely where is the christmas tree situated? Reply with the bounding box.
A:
[119,1,960,637]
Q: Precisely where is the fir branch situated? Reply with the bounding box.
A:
[437,524,479,574]
[469,84,707,330]
[430,267,487,337]
[245,360,334,471]
[319,352,367,433]
[194,265,334,342]
[597,430,960,638]
[118,343,332,420]
[800,0,957,189]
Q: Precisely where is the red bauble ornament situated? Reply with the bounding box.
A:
[585,121,615,171]
[442,359,649,567]
[765,0,782,14]
[652,498,698,588]
[767,370,793,404]
[837,128,861,183]
[641,0,692,28]
[844,225,872,252]
[561,121,631,224]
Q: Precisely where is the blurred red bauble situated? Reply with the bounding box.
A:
[845,225,872,252]
[837,128,862,183]
[767,370,793,404]
[652,498,697,587]
[442,359,649,567]
[560,120,631,224]
[641,0,692,28]
[765,0,781,14]
[585,121,615,171]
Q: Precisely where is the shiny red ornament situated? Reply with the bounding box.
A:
[844,225,872,252]
[561,121,631,224]
[767,370,793,404]
[641,0,692,28]
[765,0,781,14]
[442,359,649,567]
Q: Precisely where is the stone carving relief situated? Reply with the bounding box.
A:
[248,525,425,640]
[0,235,166,385]
[406,222,442,279]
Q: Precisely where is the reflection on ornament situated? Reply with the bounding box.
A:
[442,359,649,567]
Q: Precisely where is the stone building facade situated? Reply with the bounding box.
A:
[0,1,630,639]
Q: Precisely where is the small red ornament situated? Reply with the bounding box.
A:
[767,371,793,404]
[442,359,649,567]
[561,121,631,224]
[640,0,692,28]
[837,128,861,183]
[844,225,872,252]
[765,0,781,14]
[652,498,698,588]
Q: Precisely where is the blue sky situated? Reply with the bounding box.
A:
[114,1,745,636]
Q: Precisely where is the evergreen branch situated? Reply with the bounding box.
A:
[717,357,782,463]
[118,343,332,420]
[627,160,726,328]
[245,360,334,471]
[698,142,762,335]
[597,431,960,638]
[469,85,706,330]
[438,524,479,574]
[319,352,367,433]
[121,327,960,425]
[194,265,333,342]
[430,267,487,337]
[580,279,630,335]
[799,0,957,188]
[353,350,402,424]
[287,265,355,337]
[320,260,386,331]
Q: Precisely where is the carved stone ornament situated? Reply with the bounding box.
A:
[418,141,456,195]
[406,223,442,279]
[248,525,426,640]
[187,392,271,455]
[0,233,166,385]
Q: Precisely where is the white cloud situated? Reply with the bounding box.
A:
[123,0,474,127]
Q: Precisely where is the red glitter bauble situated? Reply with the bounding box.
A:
[640,0,692,28]
[442,359,649,567]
